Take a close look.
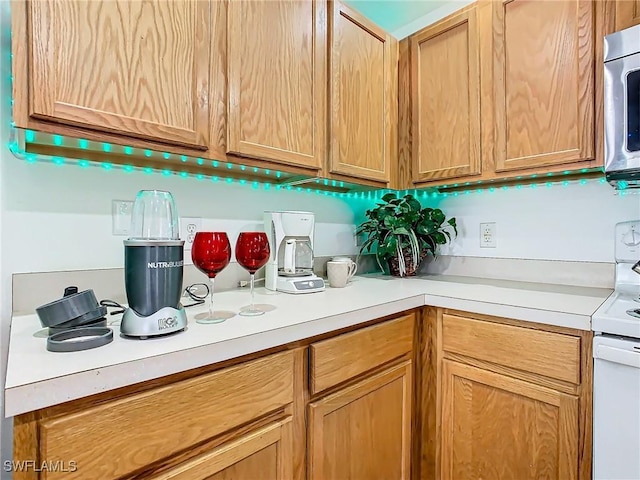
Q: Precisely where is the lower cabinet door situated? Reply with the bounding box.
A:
[441,360,579,480]
[308,361,412,480]
[151,418,293,480]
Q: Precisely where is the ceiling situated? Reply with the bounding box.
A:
[343,0,466,38]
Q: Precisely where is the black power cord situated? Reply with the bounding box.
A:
[99,299,125,316]
[99,283,210,314]
[182,283,210,308]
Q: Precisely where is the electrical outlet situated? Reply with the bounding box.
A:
[112,200,133,236]
[480,222,497,248]
[180,217,202,251]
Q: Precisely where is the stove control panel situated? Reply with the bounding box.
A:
[616,220,640,263]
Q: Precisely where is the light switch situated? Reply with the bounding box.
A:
[112,200,133,236]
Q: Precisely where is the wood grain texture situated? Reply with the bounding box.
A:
[577,330,594,480]
[441,360,579,480]
[291,348,308,480]
[328,1,396,183]
[150,418,291,480]
[414,307,439,480]
[227,0,325,169]
[442,314,581,384]
[310,314,414,394]
[39,351,294,479]
[493,0,594,171]
[308,361,412,480]
[410,7,481,182]
[12,411,39,480]
[12,0,322,176]
[208,0,229,160]
[402,0,600,189]
[396,38,412,190]
[11,0,29,129]
[615,0,640,30]
[478,0,496,178]
[444,351,579,395]
[27,0,210,149]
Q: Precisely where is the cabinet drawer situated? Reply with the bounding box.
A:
[442,314,581,384]
[39,350,295,479]
[310,314,414,394]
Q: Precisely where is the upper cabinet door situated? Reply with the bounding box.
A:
[328,2,397,183]
[28,0,210,149]
[227,0,326,170]
[490,0,594,172]
[615,0,640,30]
[410,7,481,183]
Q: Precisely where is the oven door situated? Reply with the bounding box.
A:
[593,335,640,480]
[604,52,640,175]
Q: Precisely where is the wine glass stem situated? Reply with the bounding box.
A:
[250,273,255,310]
[209,277,215,318]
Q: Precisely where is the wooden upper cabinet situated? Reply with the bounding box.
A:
[441,360,579,480]
[328,2,397,183]
[615,0,640,30]
[308,361,412,480]
[227,0,325,170]
[410,7,481,183]
[27,0,210,149]
[489,0,594,172]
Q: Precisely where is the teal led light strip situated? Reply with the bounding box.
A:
[7,130,631,199]
[7,131,391,200]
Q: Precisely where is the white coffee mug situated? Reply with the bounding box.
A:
[327,260,357,288]
[331,257,358,275]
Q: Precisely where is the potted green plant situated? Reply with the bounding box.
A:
[356,193,457,277]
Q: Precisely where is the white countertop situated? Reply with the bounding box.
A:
[4,275,612,417]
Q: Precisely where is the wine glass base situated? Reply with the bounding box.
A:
[239,308,265,317]
[195,311,235,324]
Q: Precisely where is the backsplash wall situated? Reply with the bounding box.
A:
[421,181,640,263]
[1,156,363,274]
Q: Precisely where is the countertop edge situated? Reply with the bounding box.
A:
[425,294,593,331]
[5,273,612,417]
[5,295,424,417]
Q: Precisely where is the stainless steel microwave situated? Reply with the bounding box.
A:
[604,24,640,189]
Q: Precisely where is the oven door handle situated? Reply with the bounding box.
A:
[595,344,640,369]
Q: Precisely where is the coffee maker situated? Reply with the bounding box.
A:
[121,190,187,338]
[264,211,325,294]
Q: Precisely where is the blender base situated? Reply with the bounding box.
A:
[120,306,187,338]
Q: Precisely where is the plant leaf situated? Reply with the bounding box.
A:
[381,193,397,202]
[447,218,458,236]
[433,232,447,244]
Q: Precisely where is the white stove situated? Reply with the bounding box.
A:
[592,290,640,338]
[592,220,640,480]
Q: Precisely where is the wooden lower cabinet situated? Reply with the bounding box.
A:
[308,361,412,480]
[416,308,592,480]
[13,313,416,480]
[150,418,293,480]
[441,360,579,480]
[13,309,592,480]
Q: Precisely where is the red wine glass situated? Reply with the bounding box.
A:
[235,232,270,316]
[191,232,233,323]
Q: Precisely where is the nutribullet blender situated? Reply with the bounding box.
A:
[121,190,187,338]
